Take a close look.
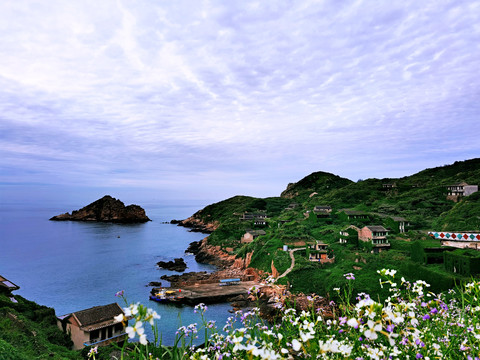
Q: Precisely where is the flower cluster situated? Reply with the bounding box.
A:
[187,270,480,359]
[100,272,480,360]
[113,302,160,346]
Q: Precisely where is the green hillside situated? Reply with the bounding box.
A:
[0,293,80,360]
[187,158,480,296]
[433,191,480,231]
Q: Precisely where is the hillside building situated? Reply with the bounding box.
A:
[57,303,129,350]
[446,182,478,201]
[313,205,332,218]
[240,212,268,225]
[339,209,369,220]
[308,241,334,264]
[241,230,266,243]
[359,226,390,253]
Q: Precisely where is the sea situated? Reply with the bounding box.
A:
[0,200,233,345]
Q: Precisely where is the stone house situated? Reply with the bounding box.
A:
[308,241,334,263]
[382,183,396,189]
[339,209,369,220]
[446,182,478,201]
[240,212,268,225]
[241,230,266,244]
[57,303,129,350]
[359,226,390,253]
[339,225,360,244]
[313,205,332,218]
[391,216,409,233]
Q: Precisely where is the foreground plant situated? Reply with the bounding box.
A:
[88,271,480,359]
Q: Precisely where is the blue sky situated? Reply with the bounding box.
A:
[1,1,479,206]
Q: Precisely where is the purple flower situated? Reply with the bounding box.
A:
[416,353,423,359]
[115,290,124,297]
[422,314,430,320]
[386,324,394,332]
[430,308,438,314]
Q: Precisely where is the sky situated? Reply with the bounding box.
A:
[1,0,479,206]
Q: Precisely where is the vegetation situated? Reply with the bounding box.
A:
[190,158,480,296]
[101,271,480,359]
[0,292,81,360]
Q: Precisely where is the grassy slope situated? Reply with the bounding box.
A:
[0,293,80,360]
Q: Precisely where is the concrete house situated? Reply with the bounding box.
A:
[339,209,369,220]
[391,216,409,233]
[339,225,360,244]
[240,212,268,225]
[241,230,266,243]
[359,226,390,252]
[285,203,299,210]
[313,206,332,218]
[308,241,334,263]
[446,182,478,201]
[57,303,129,350]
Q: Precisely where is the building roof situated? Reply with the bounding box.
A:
[59,303,125,332]
[246,230,266,236]
[314,205,331,210]
[339,209,368,216]
[391,216,407,222]
[447,182,468,187]
[0,275,20,292]
[365,226,388,232]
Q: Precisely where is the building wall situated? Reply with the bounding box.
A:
[61,322,88,350]
[358,227,373,242]
[465,185,479,196]
[441,240,480,250]
[241,233,254,243]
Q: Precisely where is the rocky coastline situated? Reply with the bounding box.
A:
[170,216,219,233]
[50,195,151,223]
[148,237,333,320]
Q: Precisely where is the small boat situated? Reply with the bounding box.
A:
[149,290,168,303]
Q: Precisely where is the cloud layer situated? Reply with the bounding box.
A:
[1,0,479,201]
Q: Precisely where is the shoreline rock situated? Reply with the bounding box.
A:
[156,258,187,272]
[50,195,150,223]
[171,217,218,233]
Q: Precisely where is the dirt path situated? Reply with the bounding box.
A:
[276,247,305,280]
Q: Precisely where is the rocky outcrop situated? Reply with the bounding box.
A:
[185,239,237,268]
[156,258,187,272]
[171,216,219,233]
[50,195,150,223]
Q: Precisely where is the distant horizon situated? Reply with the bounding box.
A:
[1,1,479,206]
[1,156,477,208]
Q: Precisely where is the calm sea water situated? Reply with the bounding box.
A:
[0,201,232,344]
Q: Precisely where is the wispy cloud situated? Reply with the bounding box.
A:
[1,0,479,201]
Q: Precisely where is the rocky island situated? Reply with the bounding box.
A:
[50,195,151,223]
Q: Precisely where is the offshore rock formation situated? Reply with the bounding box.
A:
[156,258,187,272]
[49,195,151,223]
